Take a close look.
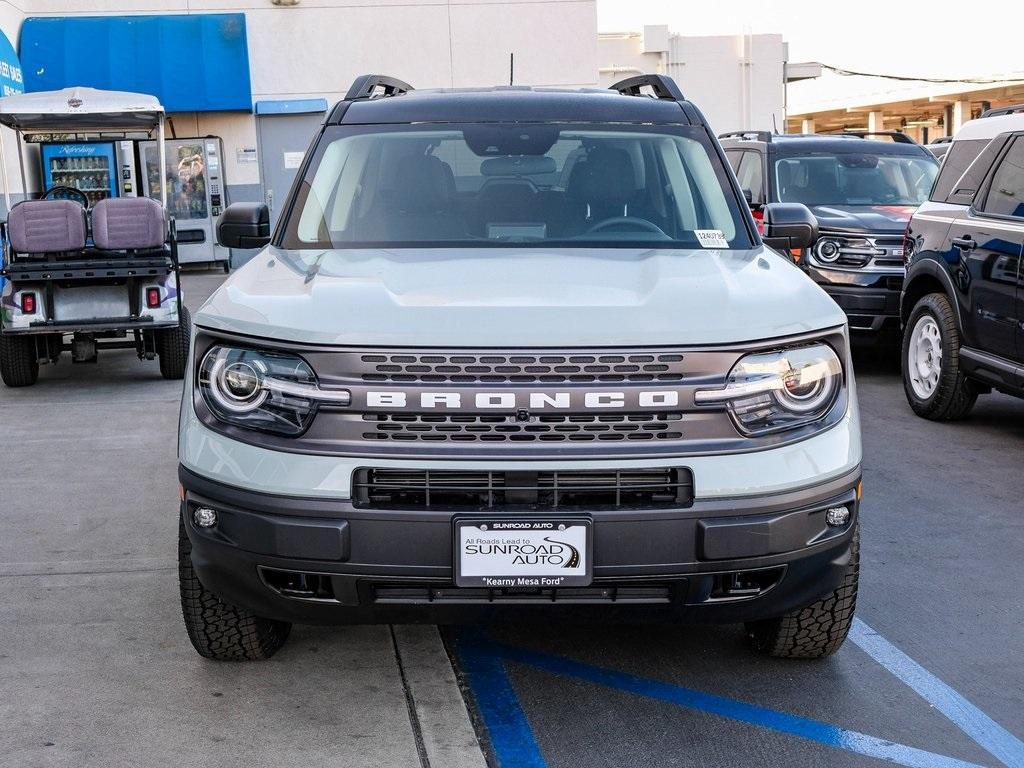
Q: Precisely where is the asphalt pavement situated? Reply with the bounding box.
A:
[445,345,1024,768]
[2,270,1021,768]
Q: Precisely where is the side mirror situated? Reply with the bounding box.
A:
[761,202,818,251]
[217,203,271,249]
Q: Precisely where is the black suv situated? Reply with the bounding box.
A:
[901,106,1024,419]
[720,131,939,336]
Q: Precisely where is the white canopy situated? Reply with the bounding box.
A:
[0,86,164,132]
[0,87,167,211]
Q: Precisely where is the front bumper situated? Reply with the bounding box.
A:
[180,464,861,625]
[807,265,903,333]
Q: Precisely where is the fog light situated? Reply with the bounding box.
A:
[825,506,850,527]
[193,507,218,528]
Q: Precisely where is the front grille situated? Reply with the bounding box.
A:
[352,467,695,510]
[359,352,687,384]
[361,412,684,443]
[818,232,905,270]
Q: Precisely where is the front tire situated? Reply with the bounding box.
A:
[0,333,39,387]
[157,305,191,380]
[178,517,292,661]
[746,524,859,659]
[902,293,977,420]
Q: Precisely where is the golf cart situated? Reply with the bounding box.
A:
[0,87,189,387]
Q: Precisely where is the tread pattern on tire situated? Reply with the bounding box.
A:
[157,305,192,380]
[747,525,859,659]
[0,333,39,387]
[178,517,291,661]
[902,293,977,421]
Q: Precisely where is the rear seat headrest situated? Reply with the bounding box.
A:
[7,199,87,254]
[91,197,166,251]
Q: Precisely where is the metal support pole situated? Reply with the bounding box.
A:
[157,114,168,213]
[16,130,27,199]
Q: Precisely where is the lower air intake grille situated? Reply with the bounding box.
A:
[352,467,695,510]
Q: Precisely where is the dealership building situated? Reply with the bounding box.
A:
[0,1,809,231]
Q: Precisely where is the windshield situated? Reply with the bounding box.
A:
[775,151,938,206]
[280,124,752,250]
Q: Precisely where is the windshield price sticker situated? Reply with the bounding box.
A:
[456,519,592,587]
[695,229,729,249]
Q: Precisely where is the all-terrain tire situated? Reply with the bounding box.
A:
[0,333,39,387]
[746,524,859,659]
[902,293,977,420]
[178,517,291,661]
[157,305,192,380]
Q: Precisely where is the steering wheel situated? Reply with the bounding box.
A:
[585,216,667,236]
[41,186,89,208]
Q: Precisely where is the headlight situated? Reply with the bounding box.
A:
[198,345,350,436]
[813,237,842,263]
[812,236,874,267]
[694,343,843,436]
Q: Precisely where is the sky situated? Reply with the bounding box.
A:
[596,0,1024,109]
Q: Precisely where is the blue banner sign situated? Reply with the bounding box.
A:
[0,30,24,97]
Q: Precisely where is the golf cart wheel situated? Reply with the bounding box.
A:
[0,333,39,387]
[178,518,292,661]
[902,293,977,420]
[157,305,192,380]
[746,524,859,659]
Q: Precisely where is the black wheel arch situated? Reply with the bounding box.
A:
[901,259,963,330]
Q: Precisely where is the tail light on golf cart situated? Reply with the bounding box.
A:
[146,287,161,309]
[751,207,764,234]
[21,292,36,314]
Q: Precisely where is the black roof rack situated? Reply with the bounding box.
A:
[718,130,774,143]
[344,75,414,101]
[980,103,1024,118]
[609,74,684,101]
[827,130,916,145]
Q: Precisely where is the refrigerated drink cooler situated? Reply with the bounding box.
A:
[40,140,139,206]
[138,137,230,270]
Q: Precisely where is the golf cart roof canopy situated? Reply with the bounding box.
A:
[0,86,164,132]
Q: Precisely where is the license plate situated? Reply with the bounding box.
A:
[454,519,592,588]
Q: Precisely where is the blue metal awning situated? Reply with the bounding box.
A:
[255,98,328,116]
[20,13,252,113]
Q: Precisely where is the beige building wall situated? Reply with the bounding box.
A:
[2,0,599,194]
[598,28,787,135]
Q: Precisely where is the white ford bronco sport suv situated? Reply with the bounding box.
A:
[178,75,862,661]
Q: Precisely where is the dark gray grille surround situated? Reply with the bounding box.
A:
[192,329,850,460]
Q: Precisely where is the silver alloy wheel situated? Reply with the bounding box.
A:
[907,314,943,399]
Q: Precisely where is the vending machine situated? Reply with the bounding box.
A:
[39,140,139,206]
[138,137,230,270]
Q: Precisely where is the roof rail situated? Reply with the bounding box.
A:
[828,130,917,145]
[609,74,684,101]
[719,130,773,143]
[344,75,414,101]
[980,103,1024,118]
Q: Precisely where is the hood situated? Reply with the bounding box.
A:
[809,204,917,235]
[196,246,846,347]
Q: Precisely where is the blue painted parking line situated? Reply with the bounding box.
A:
[454,626,1019,768]
[850,619,1024,768]
[456,630,547,768]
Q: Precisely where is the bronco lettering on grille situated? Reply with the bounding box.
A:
[364,390,681,409]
